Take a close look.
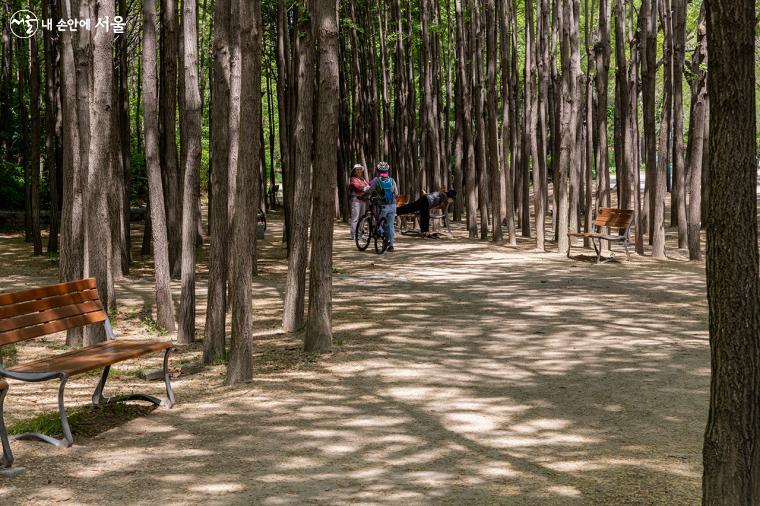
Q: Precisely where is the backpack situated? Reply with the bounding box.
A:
[379,178,394,205]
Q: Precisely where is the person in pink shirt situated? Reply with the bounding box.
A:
[349,164,369,239]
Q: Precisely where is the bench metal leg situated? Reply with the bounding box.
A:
[0,381,13,467]
[13,374,73,448]
[92,348,175,409]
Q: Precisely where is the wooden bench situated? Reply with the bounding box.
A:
[0,278,175,467]
[567,208,634,264]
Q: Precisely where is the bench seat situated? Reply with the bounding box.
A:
[9,339,171,377]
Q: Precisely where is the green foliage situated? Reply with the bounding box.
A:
[0,160,25,210]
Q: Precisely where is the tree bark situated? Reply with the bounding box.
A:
[702,0,759,499]
[58,0,84,346]
[639,0,657,248]
[43,0,60,255]
[282,1,314,333]
[652,0,669,259]
[305,0,339,353]
[29,31,42,256]
[143,0,177,335]
[455,0,477,238]
[204,0,231,363]
[526,0,544,249]
[485,0,502,242]
[160,0,182,279]
[178,0,202,345]
[686,8,706,261]
[226,0,261,384]
[84,0,116,345]
[670,0,687,249]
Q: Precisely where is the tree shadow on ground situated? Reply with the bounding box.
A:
[0,219,708,504]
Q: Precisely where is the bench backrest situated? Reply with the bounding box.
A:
[0,278,106,346]
[594,208,633,230]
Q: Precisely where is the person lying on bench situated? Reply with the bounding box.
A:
[396,189,456,238]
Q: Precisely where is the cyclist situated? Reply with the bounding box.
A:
[364,162,399,252]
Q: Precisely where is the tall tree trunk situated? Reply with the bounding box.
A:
[670,0,687,249]
[595,0,611,214]
[702,0,759,499]
[275,0,291,246]
[84,0,116,345]
[204,0,231,363]
[686,8,706,261]
[43,0,60,255]
[143,0,176,336]
[282,1,314,333]
[526,0,544,249]
[29,31,42,256]
[117,0,131,274]
[455,0,477,238]
[160,0,182,279]
[59,0,84,346]
[178,0,202,345]
[652,0,669,258]
[305,0,339,353]
[499,0,517,244]
[485,0,502,241]
[639,0,657,247]
[471,0,489,240]
[226,0,261,384]
[557,0,580,255]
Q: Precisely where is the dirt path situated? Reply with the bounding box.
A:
[0,217,708,504]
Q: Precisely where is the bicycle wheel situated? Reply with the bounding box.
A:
[355,215,371,251]
[374,217,389,254]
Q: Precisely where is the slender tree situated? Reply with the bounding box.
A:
[282,1,314,333]
[686,8,707,261]
[143,0,176,334]
[178,0,203,345]
[204,0,232,363]
[305,0,339,353]
[226,0,262,384]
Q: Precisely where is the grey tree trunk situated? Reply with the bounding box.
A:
[595,0,611,214]
[29,32,42,256]
[652,0,669,259]
[455,0,478,238]
[84,0,116,346]
[226,0,262,384]
[178,0,203,345]
[686,9,706,261]
[498,0,516,244]
[282,1,314,333]
[671,0,687,249]
[305,0,339,353]
[143,0,177,335]
[160,0,182,279]
[526,0,544,250]
[485,0,502,242]
[702,0,760,499]
[58,0,84,346]
[204,0,231,363]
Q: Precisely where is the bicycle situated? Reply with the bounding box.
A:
[355,197,389,254]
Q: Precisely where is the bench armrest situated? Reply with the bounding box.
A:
[0,366,63,382]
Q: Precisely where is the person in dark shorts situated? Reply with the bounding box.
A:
[396,189,457,237]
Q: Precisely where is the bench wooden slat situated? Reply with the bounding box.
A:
[9,339,171,376]
[0,289,100,320]
[0,301,104,333]
[0,278,96,307]
[0,311,107,346]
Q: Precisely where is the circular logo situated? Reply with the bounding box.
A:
[10,10,39,39]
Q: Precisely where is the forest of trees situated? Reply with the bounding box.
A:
[0,0,736,372]
[0,0,722,370]
[0,0,757,497]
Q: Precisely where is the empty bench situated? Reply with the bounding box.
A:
[0,278,175,467]
[567,208,634,264]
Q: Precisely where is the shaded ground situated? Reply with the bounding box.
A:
[0,213,708,504]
